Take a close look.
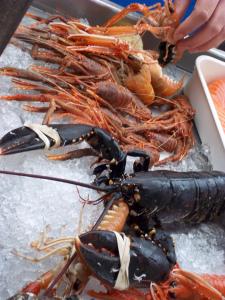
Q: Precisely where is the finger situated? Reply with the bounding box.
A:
[189,26,225,52]
[176,0,225,51]
[173,0,220,42]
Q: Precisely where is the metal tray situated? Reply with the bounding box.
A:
[0,2,223,299]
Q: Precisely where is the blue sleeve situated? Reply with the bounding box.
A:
[111,0,196,21]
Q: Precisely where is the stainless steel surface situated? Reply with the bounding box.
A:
[0,0,33,56]
[176,48,225,73]
[32,0,225,74]
[33,0,124,24]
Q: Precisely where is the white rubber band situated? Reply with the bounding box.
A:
[25,123,61,150]
[114,231,130,291]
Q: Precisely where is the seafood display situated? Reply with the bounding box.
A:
[0,1,224,300]
[208,78,225,131]
[0,0,195,166]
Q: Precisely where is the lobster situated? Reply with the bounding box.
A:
[150,268,225,300]
[1,124,225,226]
[1,174,176,299]
[1,166,225,300]
[1,122,225,298]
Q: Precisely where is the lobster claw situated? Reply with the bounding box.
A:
[0,123,129,178]
[0,124,95,155]
[75,230,176,288]
[0,123,151,177]
[0,126,46,155]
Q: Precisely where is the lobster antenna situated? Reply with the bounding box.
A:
[0,170,110,192]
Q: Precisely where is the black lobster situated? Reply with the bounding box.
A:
[1,124,225,226]
[1,123,225,299]
[1,169,177,299]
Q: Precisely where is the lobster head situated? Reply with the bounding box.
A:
[76,230,176,288]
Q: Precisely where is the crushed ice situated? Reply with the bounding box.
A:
[0,44,103,299]
[0,8,224,300]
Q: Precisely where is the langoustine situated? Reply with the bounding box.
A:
[89,268,225,300]
[0,2,194,166]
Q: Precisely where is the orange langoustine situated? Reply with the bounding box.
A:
[89,268,225,300]
[0,1,194,167]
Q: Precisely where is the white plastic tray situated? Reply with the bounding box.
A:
[184,55,225,171]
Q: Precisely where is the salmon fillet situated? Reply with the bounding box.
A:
[208,79,225,131]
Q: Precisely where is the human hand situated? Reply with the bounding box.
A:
[172,0,225,55]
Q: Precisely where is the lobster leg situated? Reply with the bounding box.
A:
[0,124,93,155]
[127,150,150,172]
